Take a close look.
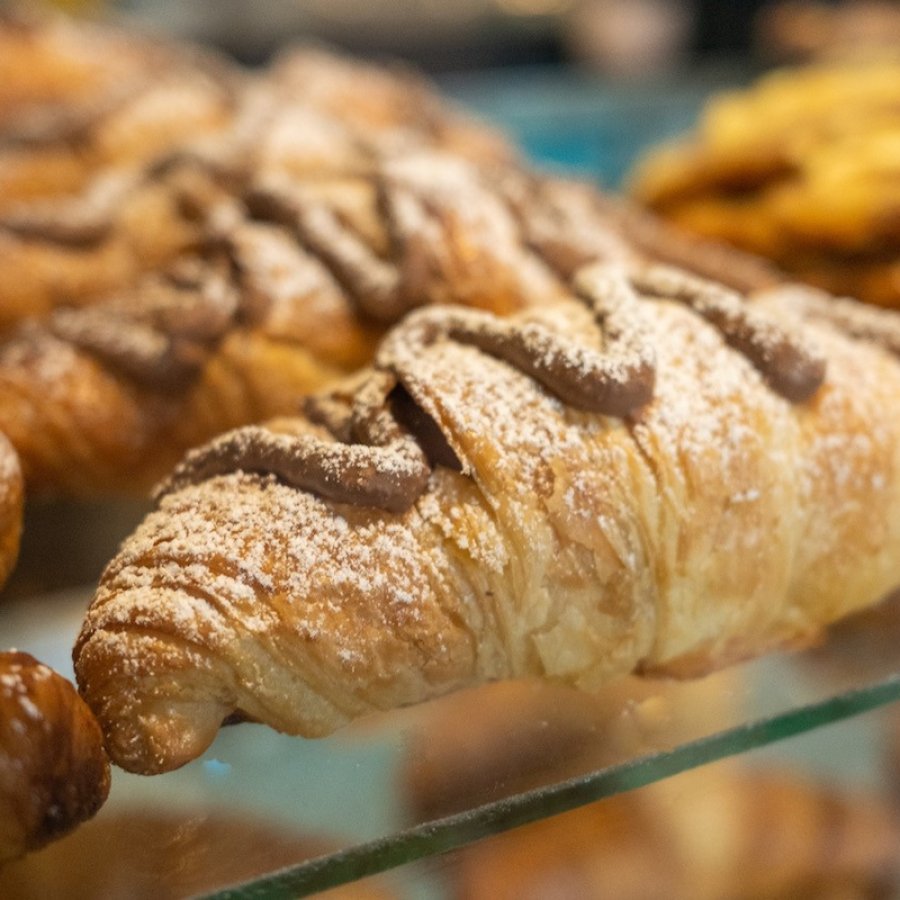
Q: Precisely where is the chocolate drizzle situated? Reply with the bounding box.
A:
[157,372,431,512]
[379,265,656,418]
[628,264,826,402]
[498,171,635,279]
[48,261,240,391]
[245,176,406,323]
[0,174,132,247]
[155,258,841,511]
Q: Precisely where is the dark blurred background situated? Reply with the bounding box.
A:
[17,0,900,184]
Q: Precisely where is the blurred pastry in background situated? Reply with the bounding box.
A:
[0,159,221,334]
[0,651,109,865]
[264,47,515,167]
[0,808,394,899]
[0,9,239,211]
[0,41,515,336]
[757,0,900,63]
[629,60,900,308]
[402,673,741,822]
[446,761,900,900]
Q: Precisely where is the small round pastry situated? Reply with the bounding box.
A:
[0,651,110,865]
[0,433,23,590]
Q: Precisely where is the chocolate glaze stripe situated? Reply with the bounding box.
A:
[155,378,431,513]
[48,264,240,391]
[153,260,838,512]
[630,264,826,403]
[379,265,656,418]
[244,176,406,324]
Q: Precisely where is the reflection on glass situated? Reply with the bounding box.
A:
[1,588,899,898]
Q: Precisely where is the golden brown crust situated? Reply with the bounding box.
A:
[0,651,110,864]
[0,434,23,590]
[74,271,900,773]
[0,11,240,211]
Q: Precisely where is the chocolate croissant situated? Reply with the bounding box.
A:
[0,151,642,496]
[0,651,110,864]
[0,39,516,334]
[74,263,900,774]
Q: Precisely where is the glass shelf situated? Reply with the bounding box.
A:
[2,584,899,898]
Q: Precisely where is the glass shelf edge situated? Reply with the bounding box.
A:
[201,672,900,900]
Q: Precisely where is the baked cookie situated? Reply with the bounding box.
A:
[630,61,900,308]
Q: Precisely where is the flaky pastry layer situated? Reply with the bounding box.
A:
[75,270,900,773]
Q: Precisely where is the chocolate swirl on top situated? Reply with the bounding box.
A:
[156,372,431,512]
[629,264,826,402]
[245,176,405,323]
[379,264,656,418]
[0,174,132,247]
[156,260,834,511]
[48,260,240,391]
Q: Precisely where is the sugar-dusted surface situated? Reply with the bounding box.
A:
[75,281,900,773]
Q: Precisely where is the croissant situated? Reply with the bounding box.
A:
[74,262,900,774]
[0,39,517,334]
[0,651,110,864]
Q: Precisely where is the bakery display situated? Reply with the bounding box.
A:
[73,261,900,774]
[0,651,110,865]
[2,9,899,890]
[629,60,900,308]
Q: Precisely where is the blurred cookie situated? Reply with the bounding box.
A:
[630,61,900,308]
